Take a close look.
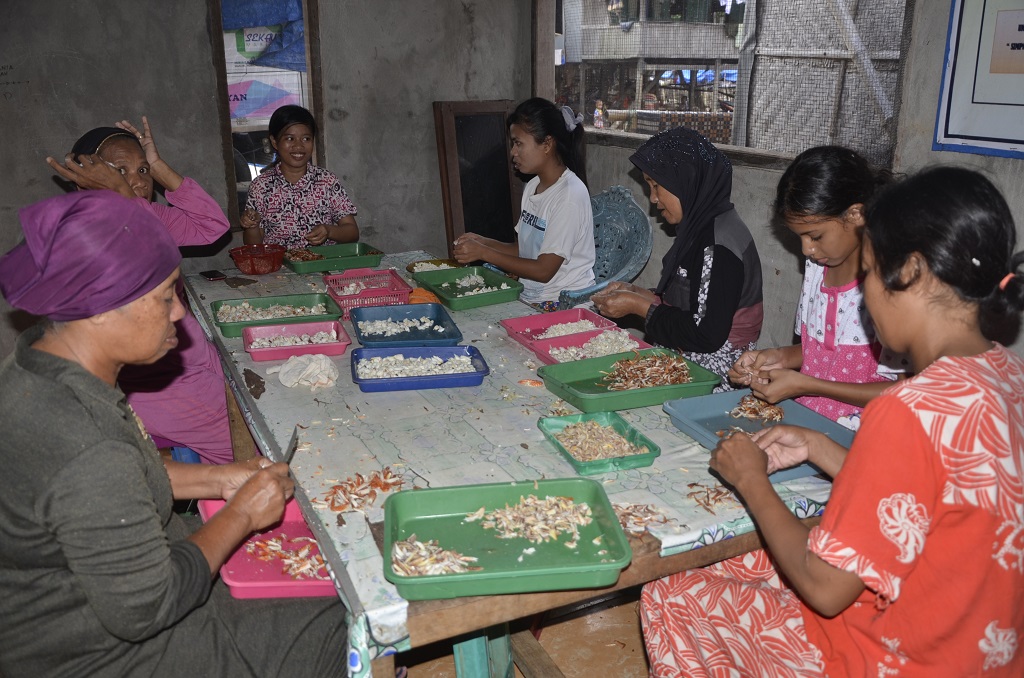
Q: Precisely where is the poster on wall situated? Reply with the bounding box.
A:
[225,26,305,129]
[934,0,1024,158]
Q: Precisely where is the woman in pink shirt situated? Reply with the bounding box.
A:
[47,117,235,464]
[728,146,907,429]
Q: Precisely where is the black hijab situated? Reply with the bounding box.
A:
[630,127,734,294]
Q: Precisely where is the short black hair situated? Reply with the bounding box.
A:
[269,105,317,139]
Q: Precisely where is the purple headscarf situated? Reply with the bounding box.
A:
[630,127,734,294]
[0,191,181,321]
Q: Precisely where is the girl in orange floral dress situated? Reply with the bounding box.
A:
[641,167,1024,677]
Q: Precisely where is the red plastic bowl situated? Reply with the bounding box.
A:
[230,244,286,275]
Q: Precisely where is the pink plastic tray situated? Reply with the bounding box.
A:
[198,498,336,599]
[532,328,653,365]
[499,308,618,351]
[242,321,351,362]
[322,268,413,319]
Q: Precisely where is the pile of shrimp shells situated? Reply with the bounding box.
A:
[217,301,327,323]
[411,262,456,272]
[535,319,598,340]
[355,354,476,379]
[249,330,338,349]
[357,317,444,336]
[548,329,639,362]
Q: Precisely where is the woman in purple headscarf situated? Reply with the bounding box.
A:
[592,127,763,383]
[46,117,235,464]
[0,192,345,676]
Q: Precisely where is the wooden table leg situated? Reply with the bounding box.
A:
[453,623,513,678]
[371,652,395,677]
[224,382,257,462]
[511,629,565,678]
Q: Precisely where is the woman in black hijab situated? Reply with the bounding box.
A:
[592,127,763,382]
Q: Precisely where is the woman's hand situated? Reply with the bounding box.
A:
[305,224,331,246]
[709,432,770,491]
[240,208,262,230]
[116,116,183,191]
[45,153,135,198]
[215,457,279,500]
[452,233,489,263]
[591,283,656,318]
[750,425,814,474]
[116,117,160,164]
[224,462,294,533]
[750,367,807,403]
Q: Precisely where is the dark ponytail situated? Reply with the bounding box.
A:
[508,97,588,187]
[774,146,891,222]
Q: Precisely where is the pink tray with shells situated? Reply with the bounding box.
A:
[198,499,336,599]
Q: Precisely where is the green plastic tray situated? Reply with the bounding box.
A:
[538,412,661,476]
[281,242,384,273]
[211,294,343,338]
[536,348,721,413]
[382,478,632,600]
[411,265,523,311]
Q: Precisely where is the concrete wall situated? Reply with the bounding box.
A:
[316,1,533,258]
[0,0,232,355]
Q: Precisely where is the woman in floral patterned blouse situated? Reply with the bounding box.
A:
[241,105,359,249]
[642,167,1024,676]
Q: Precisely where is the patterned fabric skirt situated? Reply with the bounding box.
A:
[640,550,825,677]
[681,340,753,392]
[528,300,560,313]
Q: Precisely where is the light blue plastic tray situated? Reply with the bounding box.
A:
[663,389,855,483]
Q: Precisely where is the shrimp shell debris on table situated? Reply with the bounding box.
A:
[321,467,404,512]
[612,502,673,534]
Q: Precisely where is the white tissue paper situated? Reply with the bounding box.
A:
[266,354,339,392]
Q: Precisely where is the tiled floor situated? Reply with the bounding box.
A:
[401,589,650,677]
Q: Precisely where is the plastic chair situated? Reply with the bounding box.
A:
[557,185,653,310]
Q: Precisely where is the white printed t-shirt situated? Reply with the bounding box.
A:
[515,169,596,304]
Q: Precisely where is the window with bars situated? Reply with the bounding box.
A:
[557,0,912,167]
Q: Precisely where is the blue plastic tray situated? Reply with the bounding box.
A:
[349,303,463,347]
[350,346,489,392]
[663,389,854,483]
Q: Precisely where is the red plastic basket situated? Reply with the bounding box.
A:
[322,268,412,319]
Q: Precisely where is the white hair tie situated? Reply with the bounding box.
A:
[561,106,584,132]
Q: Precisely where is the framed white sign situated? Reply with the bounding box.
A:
[934,0,1024,158]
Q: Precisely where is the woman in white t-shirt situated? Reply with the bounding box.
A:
[453,98,595,310]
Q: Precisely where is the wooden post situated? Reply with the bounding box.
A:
[533,0,556,99]
[224,382,258,462]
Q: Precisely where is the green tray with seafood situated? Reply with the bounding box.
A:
[411,266,523,311]
[281,242,384,273]
[382,478,631,600]
[540,411,659,475]
[538,412,661,476]
[211,294,343,338]
[536,348,720,413]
